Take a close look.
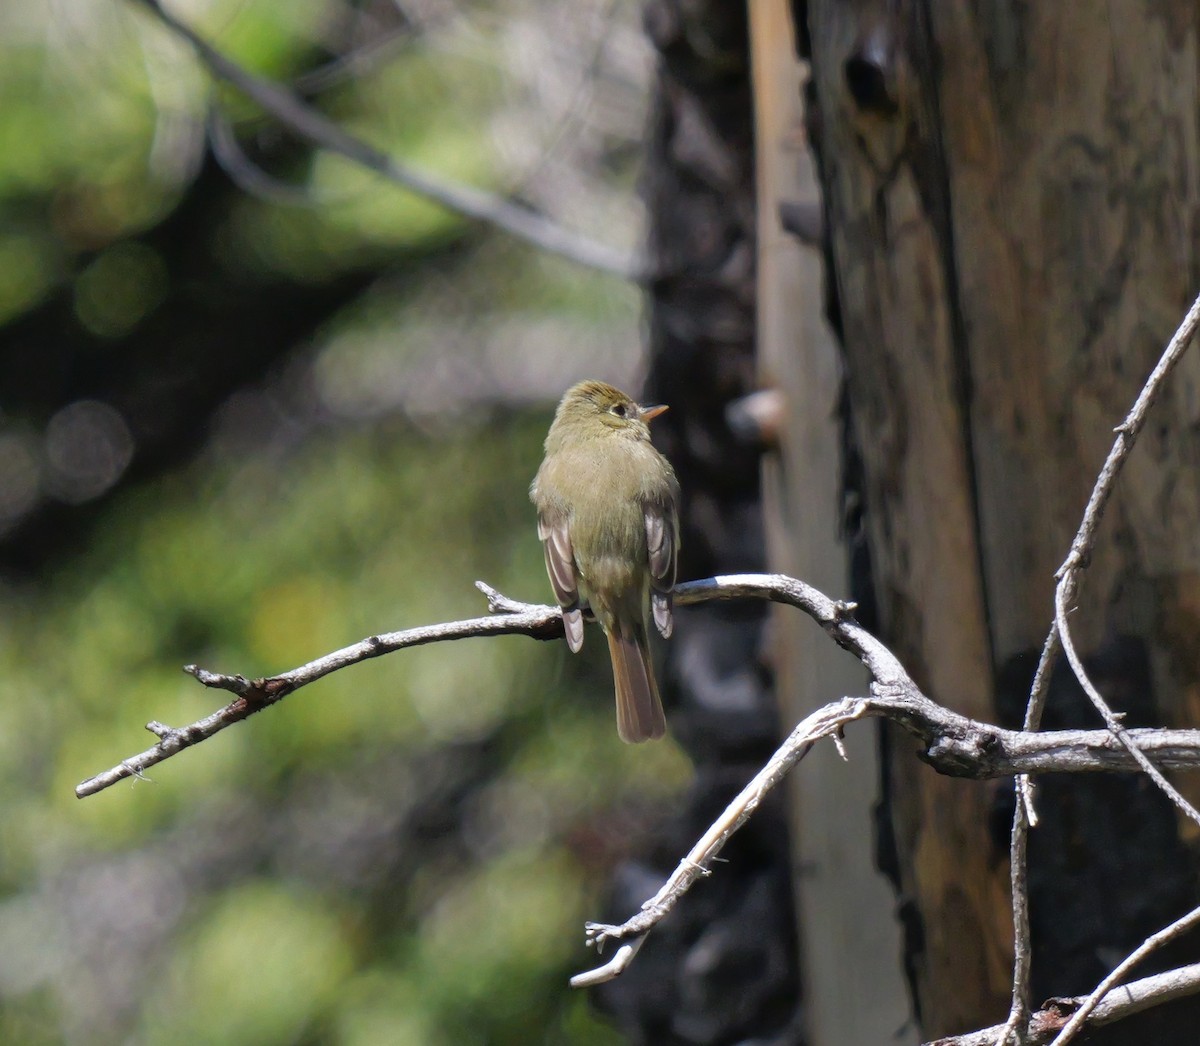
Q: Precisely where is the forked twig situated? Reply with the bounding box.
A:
[1000,287,1200,1040]
[929,962,1200,1045]
[1048,904,1200,1046]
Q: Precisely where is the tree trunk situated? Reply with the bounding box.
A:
[798,1,1200,1038]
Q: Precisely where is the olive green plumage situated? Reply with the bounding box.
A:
[530,380,681,742]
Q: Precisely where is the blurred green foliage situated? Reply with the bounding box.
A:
[0,0,674,1042]
[3,412,691,1043]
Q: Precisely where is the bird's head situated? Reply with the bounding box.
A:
[549,380,668,446]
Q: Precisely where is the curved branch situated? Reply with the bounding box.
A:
[566,679,1200,985]
[76,572,1200,800]
[75,581,561,798]
[567,935,647,988]
[1048,904,1200,1046]
[925,962,1200,1046]
[75,566,1200,1007]
[572,695,874,980]
[1055,585,1200,830]
[129,0,646,281]
[1025,290,1200,737]
[1003,287,1200,1029]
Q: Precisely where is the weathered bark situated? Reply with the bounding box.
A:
[799,0,1200,1038]
[750,1,913,1042]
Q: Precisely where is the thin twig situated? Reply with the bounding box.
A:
[128,0,646,281]
[501,0,625,202]
[76,572,1200,799]
[1048,907,1200,1046]
[568,935,647,987]
[75,586,562,798]
[922,962,1200,1046]
[290,23,420,96]
[206,104,330,206]
[75,567,1200,1005]
[1026,285,1200,753]
[1002,287,1200,1034]
[566,677,1200,984]
[995,795,1032,1046]
[1055,586,1200,829]
[574,696,873,974]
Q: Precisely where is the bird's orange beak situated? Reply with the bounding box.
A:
[640,403,669,422]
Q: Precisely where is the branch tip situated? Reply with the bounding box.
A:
[475,580,531,614]
[569,937,645,988]
[133,0,643,281]
[185,665,252,695]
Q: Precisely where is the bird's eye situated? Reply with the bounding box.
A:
[611,403,627,418]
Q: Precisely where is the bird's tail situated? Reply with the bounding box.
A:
[607,625,667,743]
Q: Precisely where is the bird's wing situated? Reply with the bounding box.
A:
[537,511,585,652]
[644,500,678,639]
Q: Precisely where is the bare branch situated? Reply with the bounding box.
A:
[1025,289,1200,736]
[996,794,1033,1046]
[1024,284,1200,765]
[74,557,1200,1019]
[1048,905,1200,1046]
[566,678,1200,985]
[1002,287,1200,1033]
[290,24,419,97]
[574,696,873,976]
[568,935,646,988]
[75,591,562,798]
[924,962,1200,1046]
[206,104,329,206]
[76,570,1200,801]
[128,0,646,281]
[1055,585,1200,830]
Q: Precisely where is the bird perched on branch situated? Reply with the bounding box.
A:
[531,380,680,742]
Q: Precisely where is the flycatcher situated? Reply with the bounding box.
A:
[531,381,680,742]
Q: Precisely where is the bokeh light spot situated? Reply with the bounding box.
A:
[43,400,134,504]
[73,241,168,339]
